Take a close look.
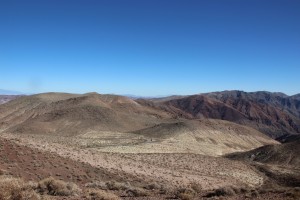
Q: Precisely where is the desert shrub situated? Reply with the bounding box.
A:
[175,188,196,200]
[258,184,287,194]
[144,182,161,190]
[85,189,120,200]
[37,177,81,196]
[158,184,172,195]
[285,187,300,199]
[239,187,249,194]
[0,176,40,200]
[205,186,236,198]
[85,181,108,190]
[242,189,259,198]
[28,181,39,190]
[251,189,259,197]
[41,196,55,200]
[217,187,236,196]
[190,182,202,193]
[106,181,129,191]
[0,169,7,176]
[259,186,300,199]
[126,187,149,197]
[176,192,194,200]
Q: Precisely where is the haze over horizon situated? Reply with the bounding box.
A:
[1,0,299,96]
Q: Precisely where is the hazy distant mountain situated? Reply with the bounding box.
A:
[0,89,23,95]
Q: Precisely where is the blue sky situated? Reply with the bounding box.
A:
[0,0,299,96]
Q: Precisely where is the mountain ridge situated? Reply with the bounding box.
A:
[1,90,300,140]
[0,89,23,95]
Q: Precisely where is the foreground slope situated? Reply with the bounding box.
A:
[225,136,300,191]
[3,136,295,200]
[0,136,268,190]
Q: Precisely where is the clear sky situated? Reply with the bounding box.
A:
[0,0,299,96]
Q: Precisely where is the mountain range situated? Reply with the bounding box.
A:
[0,91,282,156]
[0,89,23,95]
[1,90,300,140]
[140,90,300,138]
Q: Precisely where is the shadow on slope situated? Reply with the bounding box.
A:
[225,138,300,166]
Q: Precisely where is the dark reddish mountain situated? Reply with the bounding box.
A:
[141,91,300,138]
[205,91,300,118]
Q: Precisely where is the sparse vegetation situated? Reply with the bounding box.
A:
[205,186,237,198]
[144,182,161,190]
[85,181,108,190]
[0,176,40,200]
[190,182,202,193]
[175,188,196,200]
[259,186,300,199]
[37,177,81,196]
[84,189,120,200]
[126,187,149,197]
[285,187,300,199]
[0,174,125,200]
[106,181,130,191]
[0,169,7,176]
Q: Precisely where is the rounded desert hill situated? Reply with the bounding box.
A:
[0,92,171,136]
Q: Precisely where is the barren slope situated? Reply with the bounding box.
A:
[0,92,171,136]
[98,119,278,156]
[0,135,266,190]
